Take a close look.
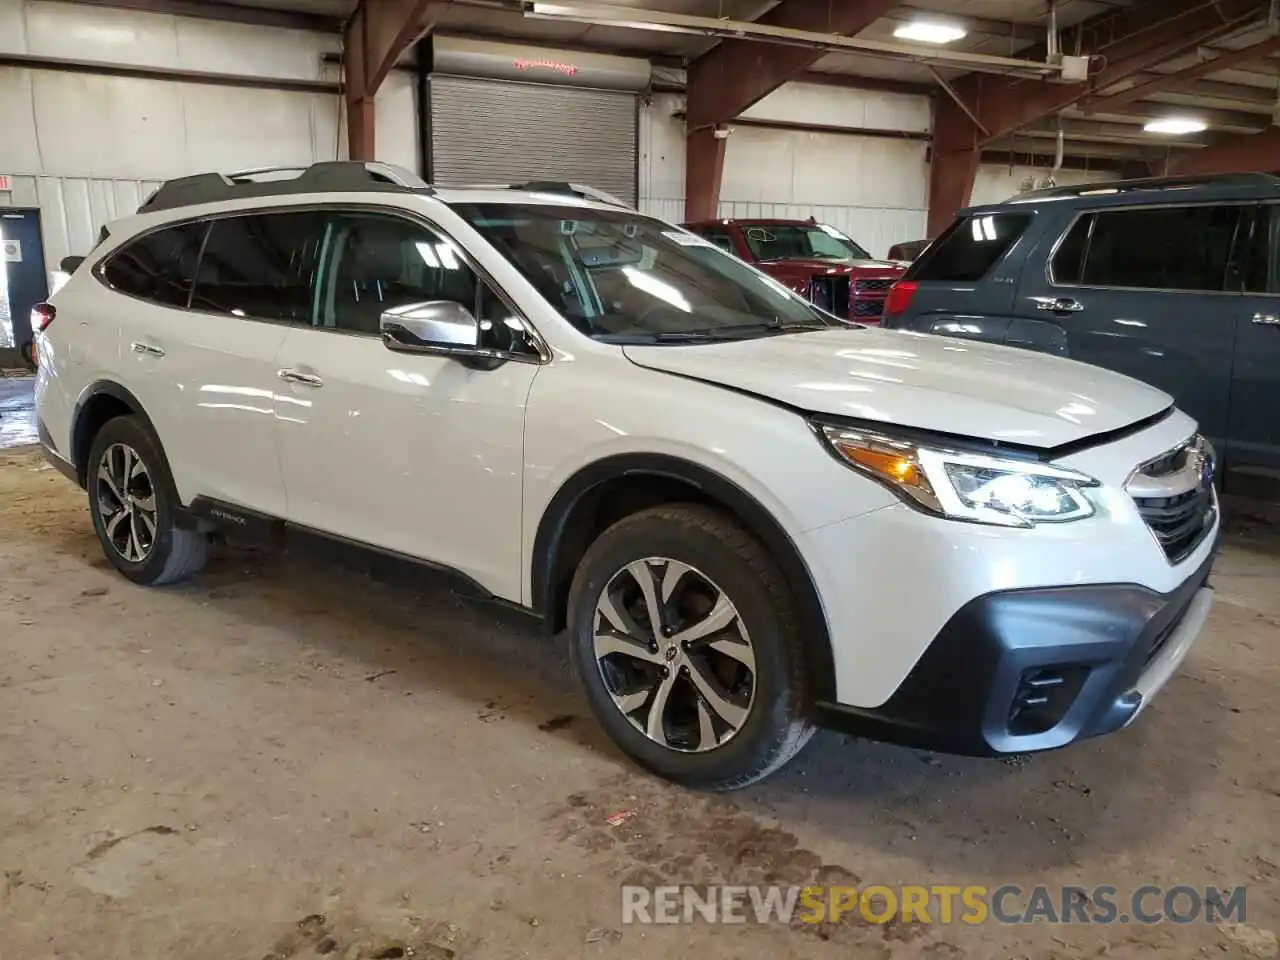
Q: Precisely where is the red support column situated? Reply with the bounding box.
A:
[342,0,434,162]
[685,127,727,222]
[927,97,980,237]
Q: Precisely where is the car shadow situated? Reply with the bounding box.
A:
[33,512,1228,876]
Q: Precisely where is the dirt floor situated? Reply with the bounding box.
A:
[1,414,1278,957]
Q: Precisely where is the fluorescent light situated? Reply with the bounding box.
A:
[893,20,967,44]
[1144,117,1207,135]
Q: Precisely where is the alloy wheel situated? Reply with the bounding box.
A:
[592,558,757,753]
[95,442,158,563]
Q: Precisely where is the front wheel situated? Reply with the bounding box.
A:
[86,415,208,586]
[567,504,815,790]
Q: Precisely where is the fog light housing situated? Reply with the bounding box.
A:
[1008,665,1090,735]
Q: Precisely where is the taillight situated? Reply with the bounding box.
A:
[31,303,55,332]
[884,281,918,317]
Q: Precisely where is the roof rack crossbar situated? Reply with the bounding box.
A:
[137,161,431,215]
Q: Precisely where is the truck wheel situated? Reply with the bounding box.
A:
[567,504,815,790]
[86,415,208,586]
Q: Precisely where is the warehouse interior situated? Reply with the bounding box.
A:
[1,0,1279,957]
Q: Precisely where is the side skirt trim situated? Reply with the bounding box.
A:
[186,496,541,622]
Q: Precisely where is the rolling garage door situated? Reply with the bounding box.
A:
[429,75,638,205]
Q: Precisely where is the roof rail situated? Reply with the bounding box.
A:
[1011,171,1280,201]
[137,161,431,215]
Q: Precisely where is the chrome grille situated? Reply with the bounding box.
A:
[1126,436,1216,564]
[852,299,886,319]
[853,277,895,293]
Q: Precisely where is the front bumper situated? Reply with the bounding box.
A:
[813,551,1215,756]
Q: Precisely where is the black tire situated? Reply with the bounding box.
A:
[86,415,208,586]
[567,504,815,790]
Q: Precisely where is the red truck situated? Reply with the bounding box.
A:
[682,217,908,324]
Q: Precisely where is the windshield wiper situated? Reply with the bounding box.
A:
[651,321,828,341]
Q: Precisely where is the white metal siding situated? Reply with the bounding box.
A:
[0,1,422,278]
[970,163,1120,207]
[638,88,930,256]
[430,76,637,204]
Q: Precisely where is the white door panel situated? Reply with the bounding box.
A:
[115,305,289,514]
[274,327,537,600]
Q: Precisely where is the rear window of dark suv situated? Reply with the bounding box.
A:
[905,212,1033,282]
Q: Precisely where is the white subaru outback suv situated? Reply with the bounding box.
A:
[34,162,1219,789]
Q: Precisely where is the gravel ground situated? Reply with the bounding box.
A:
[0,439,1277,960]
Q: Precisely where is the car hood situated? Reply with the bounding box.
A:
[622,327,1173,449]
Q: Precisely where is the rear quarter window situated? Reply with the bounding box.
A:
[101,222,207,307]
[906,213,1033,283]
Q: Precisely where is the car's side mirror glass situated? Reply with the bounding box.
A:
[380,300,481,355]
[60,255,85,273]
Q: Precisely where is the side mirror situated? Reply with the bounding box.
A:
[60,255,85,273]
[381,300,480,354]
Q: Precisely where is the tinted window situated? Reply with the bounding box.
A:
[1243,206,1272,293]
[191,211,325,322]
[1079,205,1242,292]
[1050,215,1091,284]
[693,228,736,255]
[909,213,1032,282]
[102,222,206,306]
[316,213,535,354]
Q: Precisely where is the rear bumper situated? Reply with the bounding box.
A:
[813,551,1215,756]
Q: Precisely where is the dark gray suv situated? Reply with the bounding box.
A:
[883,173,1280,501]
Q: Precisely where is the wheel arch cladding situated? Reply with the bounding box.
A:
[71,382,165,488]
[532,453,836,704]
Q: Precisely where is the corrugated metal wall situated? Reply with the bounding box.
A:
[0,0,419,278]
[638,86,931,256]
[970,163,1117,207]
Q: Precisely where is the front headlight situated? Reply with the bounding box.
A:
[818,425,1099,528]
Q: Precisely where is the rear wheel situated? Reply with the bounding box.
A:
[87,416,208,585]
[567,504,814,790]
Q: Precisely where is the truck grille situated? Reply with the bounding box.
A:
[1126,436,1216,564]
[853,277,895,293]
[851,277,894,322]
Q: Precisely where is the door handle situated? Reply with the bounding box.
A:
[1029,296,1084,314]
[131,341,165,358]
[1251,313,1280,326]
[277,368,324,388]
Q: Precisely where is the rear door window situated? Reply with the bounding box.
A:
[1076,205,1243,292]
[101,222,207,307]
[907,213,1032,282]
[190,211,326,322]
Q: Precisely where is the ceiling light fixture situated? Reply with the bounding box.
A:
[893,20,967,44]
[1143,117,1207,135]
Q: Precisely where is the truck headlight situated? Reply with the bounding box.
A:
[817,425,1098,528]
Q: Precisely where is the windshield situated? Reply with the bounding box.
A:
[454,204,836,343]
[741,223,871,262]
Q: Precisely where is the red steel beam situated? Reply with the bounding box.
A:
[344,0,435,160]
[1082,33,1280,112]
[685,0,901,130]
[928,0,1268,230]
[950,0,1265,152]
[1167,127,1280,175]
